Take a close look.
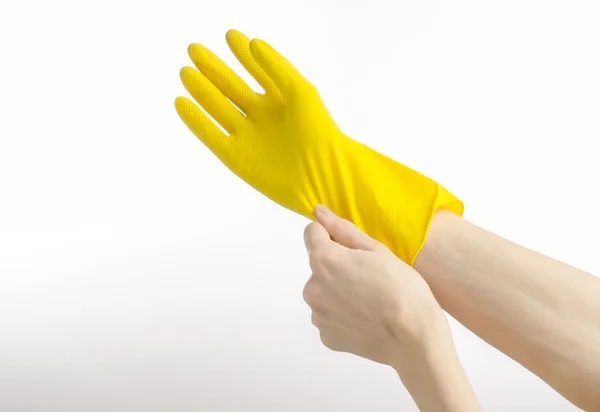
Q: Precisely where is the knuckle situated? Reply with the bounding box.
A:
[319,331,330,347]
[303,222,316,239]
[329,218,342,233]
[339,218,361,238]
[302,279,319,306]
[340,218,354,229]
[298,79,319,96]
[310,312,323,327]
[302,285,312,305]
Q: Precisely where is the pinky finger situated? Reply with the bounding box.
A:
[174,96,232,164]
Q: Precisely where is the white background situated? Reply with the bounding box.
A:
[1,0,599,411]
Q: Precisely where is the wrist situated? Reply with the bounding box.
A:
[392,340,481,412]
[387,301,455,370]
[390,329,453,371]
[339,137,462,265]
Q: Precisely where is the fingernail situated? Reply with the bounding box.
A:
[315,204,332,217]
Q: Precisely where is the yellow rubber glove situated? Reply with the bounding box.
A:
[174,30,463,265]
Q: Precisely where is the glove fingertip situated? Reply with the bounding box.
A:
[179,66,196,81]
[226,29,244,41]
[174,95,191,111]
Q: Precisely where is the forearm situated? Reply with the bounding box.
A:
[394,341,481,412]
[414,210,600,410]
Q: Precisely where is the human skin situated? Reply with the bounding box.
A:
[302,204,481,412]
[414,210,600,411]
[176,29,598,410]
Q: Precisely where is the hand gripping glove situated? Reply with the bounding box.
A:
[174,30,463,265]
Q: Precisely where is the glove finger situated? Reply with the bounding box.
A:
[249,38,310,98]
[174,96,232,163]
[187,43,258,113]
[225,29,277,96]
[180,66,245,134]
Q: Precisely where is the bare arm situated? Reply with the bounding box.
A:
[393,338,482,412]
[414,210,600,411]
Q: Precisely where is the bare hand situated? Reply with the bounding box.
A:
[303,205,452,368]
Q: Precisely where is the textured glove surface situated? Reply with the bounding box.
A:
[175,30,463,265]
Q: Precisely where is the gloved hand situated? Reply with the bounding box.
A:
[174,29,463,265]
